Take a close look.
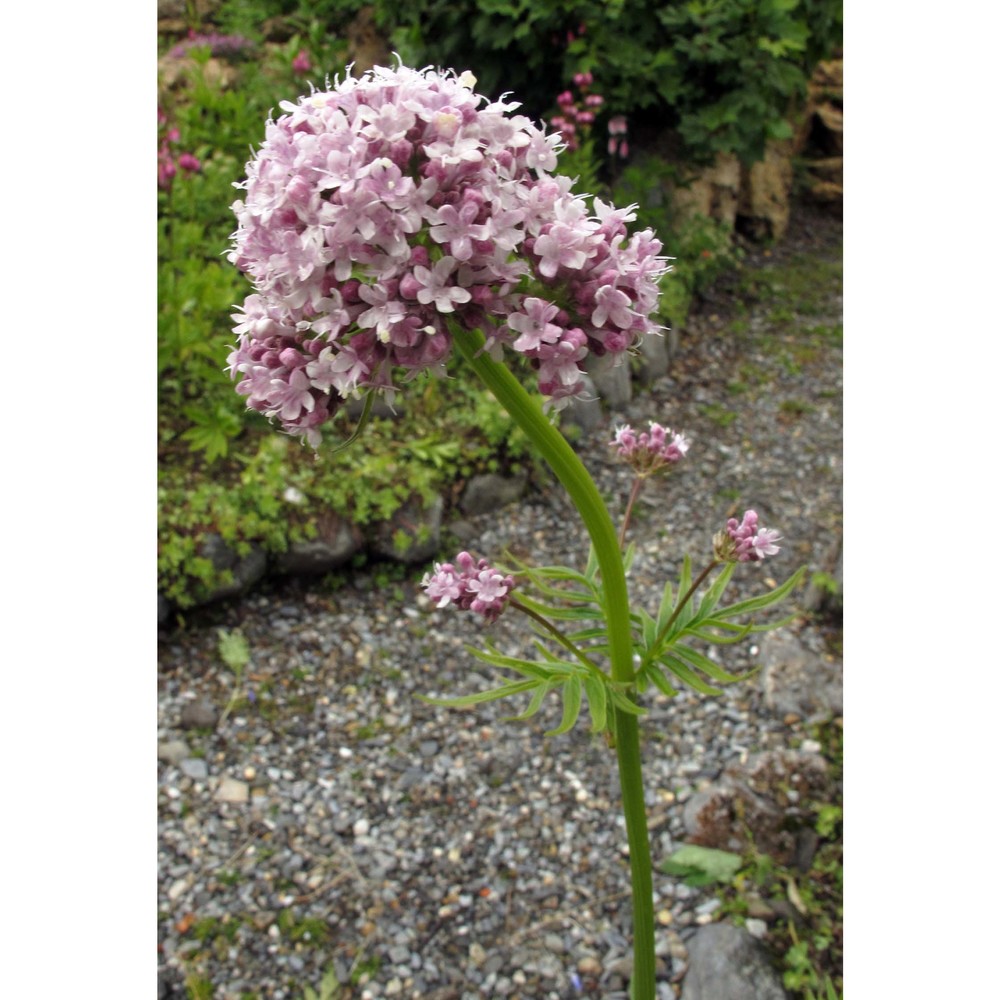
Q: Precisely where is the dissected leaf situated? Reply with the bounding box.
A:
[715,565,806,620]
[672,642,748,684]
[546,674,582,736]
[583,673,607,732]
[418,679,538,708]
[660,654,723,695]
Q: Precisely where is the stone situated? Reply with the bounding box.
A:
[460,474,527,516]
[371,493,443,564]
[274,513,362,575]
[180,698,218,730]
[198,534,268,604]
[681,923,789,1000]
[661,153,742,232]
[180,758,208,780]
[158,740,190,765]
[586,353,632,410]
[758,631,843,719]
[215,777,250,804]
[737,140,794,243]
[636,330,670,384]
[561,374,604,434]
[683,749,831,865]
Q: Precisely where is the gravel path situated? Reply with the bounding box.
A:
[158,203,843,1000]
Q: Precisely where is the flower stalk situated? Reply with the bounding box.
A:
[452,325,657,999]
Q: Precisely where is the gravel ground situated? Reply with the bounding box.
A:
[158,202,843,1000]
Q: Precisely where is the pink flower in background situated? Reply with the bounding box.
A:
[227,64,668,446]
[157,111,201,190]
[608,115,630,159]
[422,552,515,622]
[292,50,312,75]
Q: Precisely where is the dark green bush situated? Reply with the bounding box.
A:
[372,0,842,166]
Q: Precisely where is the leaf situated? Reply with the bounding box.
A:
[694,562,736,620]
[583,674,607,733]
[507,679,553,722]
[546,675,582,736]
[418,679,539,708]
[644,661,679,699]
[659,654,723,695]
[672,643,748,684]
[656,577,675,634]
[715,566,806,619]
[661,844,743,886]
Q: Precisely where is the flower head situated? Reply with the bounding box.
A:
[611,421,688,477]
[713,510,782,563]
[227,63,669,446]
[421,552,515,622]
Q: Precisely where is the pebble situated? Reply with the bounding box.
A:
[214,777,249,804]
[157,213,843,1000]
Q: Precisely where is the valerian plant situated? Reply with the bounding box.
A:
[226,62,804,999]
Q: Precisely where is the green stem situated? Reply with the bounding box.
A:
[508,597,604,675]
[451,326,656,999]
[642,560,719,670]
[619,476,645,549]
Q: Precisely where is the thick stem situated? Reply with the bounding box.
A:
[451,327,656,999]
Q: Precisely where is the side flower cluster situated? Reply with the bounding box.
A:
[611,422,688,477]
[226,63,669,446]
[713,510,782,564]
[421,552,515,622]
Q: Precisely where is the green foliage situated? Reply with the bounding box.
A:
[158,374,534,607]
[217,627,251,673]
[423,546,804,738]
[661,844,744,886]
[613,155,744,327]
[371,0,842,166]
[300,966,341,1000]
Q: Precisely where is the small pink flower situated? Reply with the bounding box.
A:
[714,510,782,564]
[421,552,515,622]
[292,50,312,75]
[611,422,688,477]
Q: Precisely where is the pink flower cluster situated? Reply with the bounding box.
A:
[158,108,201,191]
[714,510,782,564]
[421,552,515,622]
[611,422,688,477]
[170,30,255,60]
[226,63,668,446]
[549,71,604,152]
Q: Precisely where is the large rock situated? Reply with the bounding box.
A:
[560,374,604,434]
[370,493,443,564]
[198,534,268,604]
[635,329,670,384]
[274,513,362,575]
[586,353,632,410]
[681,923,790,1000]
[460,474,527,516]
[683,749,830,865]
[759,630,843,719]
[666,154,742,232]
[738,140,794,242]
